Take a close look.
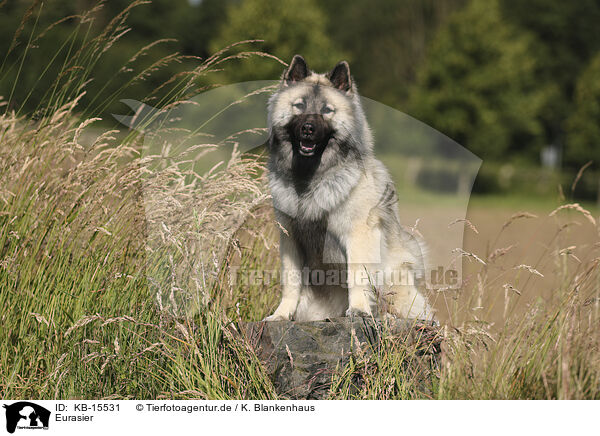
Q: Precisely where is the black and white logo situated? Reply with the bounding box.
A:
[2,402,50,434]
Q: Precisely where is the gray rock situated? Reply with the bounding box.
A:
[240,317,441,399]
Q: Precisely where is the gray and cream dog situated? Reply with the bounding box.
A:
[265,55,433,322]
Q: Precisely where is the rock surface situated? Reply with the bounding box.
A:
[241,318,441,399]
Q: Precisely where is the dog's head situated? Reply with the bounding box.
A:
[268,55,362,162]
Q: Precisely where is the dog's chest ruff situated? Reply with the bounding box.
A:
[268,162,360,222]
[290,217,347,269]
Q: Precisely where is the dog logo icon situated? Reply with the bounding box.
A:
[2,402,50,433]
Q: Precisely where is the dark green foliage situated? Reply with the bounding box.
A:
[500,0,600,146]
[407,0,551,160]
[407,0,600,170]
[320,0,464,106]
[208,0,344,82]
[1,0,600,176]
[566,54,600,168]
[0,0,214,117]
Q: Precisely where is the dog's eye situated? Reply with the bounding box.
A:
[322,106,334,115]
[293,102,305,111]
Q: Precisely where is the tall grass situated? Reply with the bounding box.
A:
[1,1,599,400]
[0,1,277,399]
[437,204,600,399]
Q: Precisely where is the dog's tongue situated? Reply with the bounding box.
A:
[300,142,317,155]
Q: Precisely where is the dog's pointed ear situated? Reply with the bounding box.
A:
[327,61,352,92]
[284,55,309,85]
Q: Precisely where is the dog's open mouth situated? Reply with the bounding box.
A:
[299,141,317,156]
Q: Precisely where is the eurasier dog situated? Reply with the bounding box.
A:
[264,55,433,322]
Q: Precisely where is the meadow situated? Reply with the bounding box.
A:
[1,4,600,400]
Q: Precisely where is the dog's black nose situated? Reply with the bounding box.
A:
[301,122,315,138]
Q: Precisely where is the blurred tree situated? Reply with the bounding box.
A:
[565,53,600,166]
[0,0,83,112]
[407,0,551,160]
[102,0,190,42]
[0,0,195,116]
[320,0,464,107]
[175,0,229,59]
[500,0,600,155]
[209,0,344,82]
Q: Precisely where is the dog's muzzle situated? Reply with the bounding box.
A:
[292,115,331,157]
[299,122,317,156]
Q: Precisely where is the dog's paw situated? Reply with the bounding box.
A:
[262,313,292,322]
[345,308,373,319]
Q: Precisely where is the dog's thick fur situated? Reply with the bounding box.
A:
[265,55,433,322]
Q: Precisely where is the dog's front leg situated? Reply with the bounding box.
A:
[346,222,382,318]
[263,230,302,321]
